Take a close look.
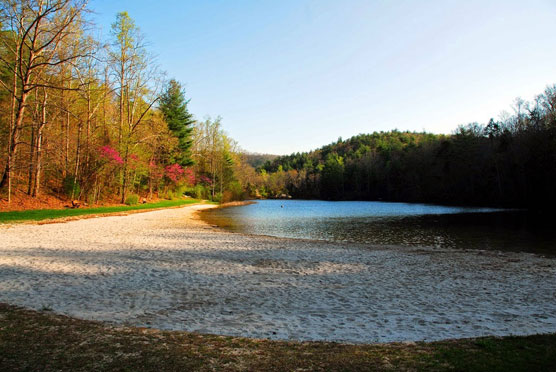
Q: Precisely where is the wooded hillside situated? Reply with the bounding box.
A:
[260,87,556,209]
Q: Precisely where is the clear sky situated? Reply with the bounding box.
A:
[89,0,556,155]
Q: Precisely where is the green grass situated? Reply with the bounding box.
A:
[0,198,202,223]
[0,304,555,372]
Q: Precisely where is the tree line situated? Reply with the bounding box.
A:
[0,0,250,205]
[2,1,555,210]
[259,86,556,210]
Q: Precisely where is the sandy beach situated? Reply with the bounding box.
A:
[1,204,555,343]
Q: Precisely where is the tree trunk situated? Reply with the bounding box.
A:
[33,90,47,197]
[6,43,19,203]
[27,124,35,195]
[33,128,44,197]
[85,87,91,180]
[0,89,30,188]
[65,100,70,178]
[73,120,82,200]
[120,146,129,203]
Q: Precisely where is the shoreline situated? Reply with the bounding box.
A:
[0,199,207,226]
[197,200,556,258]
[1,204,555,343]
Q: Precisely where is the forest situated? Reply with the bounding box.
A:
[1,1,555,211]
[0,0,252,206]
[259,88,556,209]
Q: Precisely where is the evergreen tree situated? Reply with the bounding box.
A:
[160,79,195,166]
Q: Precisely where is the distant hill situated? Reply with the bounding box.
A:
[256,84,556,210]
[242,153,279,168]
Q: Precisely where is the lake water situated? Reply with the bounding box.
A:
[201,199,556,255]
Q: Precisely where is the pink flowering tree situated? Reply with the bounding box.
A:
[183,168,195,185]
[165,163,185,183]
[162,163,195,198]
[164,163,195,185]
[199,175,213,186]
[89,145,125,201]
[99,145,124,166]
[128,153,140,171]
[97,145,124,184]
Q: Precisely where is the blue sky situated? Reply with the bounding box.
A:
[90,0,556,155]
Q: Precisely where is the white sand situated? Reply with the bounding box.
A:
[1,204,555,343]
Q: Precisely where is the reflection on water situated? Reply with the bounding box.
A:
[201,200,556,255]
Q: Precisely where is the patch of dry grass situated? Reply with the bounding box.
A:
[1,304,555,371]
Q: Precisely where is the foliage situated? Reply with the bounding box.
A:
[159,79,195,167]
[243,153,278,168]
[321,153,344,200]
[164,163,185,183]
[259,85,556,209]
[190,117,246,202]
[124,194,139,205]
[99,146,124,166]
[186,184,210,200]
[62,175,81,199]
[0,5,222,205]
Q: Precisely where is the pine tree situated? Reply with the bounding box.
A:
[159,79,195,166]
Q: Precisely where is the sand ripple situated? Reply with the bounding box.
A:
[1,204,555,343]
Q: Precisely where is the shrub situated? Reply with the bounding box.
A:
[125,194,139,205]
[86,192,97,206]
[212,192,222,203]
[222,190,234,203]
[186,184,210,200]
[174,184,188,197]
[258,187,268,199]
[228,181,244,201]
[63,175,81,199]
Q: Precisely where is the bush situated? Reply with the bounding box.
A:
[222,190,234,203]
[174,185,187,198]
[185,184,210,200]
[62,175,81,199]
[125,194,139,205]
[258,187,268,199]
[222,182,245,203]
[212,192,223,203]
[228,181,244,201]
[86,192,96,206]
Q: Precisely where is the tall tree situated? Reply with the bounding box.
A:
[159,79,194,166]
[0,0,88,201]
[109,11,160,203]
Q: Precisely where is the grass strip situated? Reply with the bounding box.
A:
[0,304,555,371]
[0,198,201,223]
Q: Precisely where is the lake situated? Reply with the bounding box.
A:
[201,199,556,255]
